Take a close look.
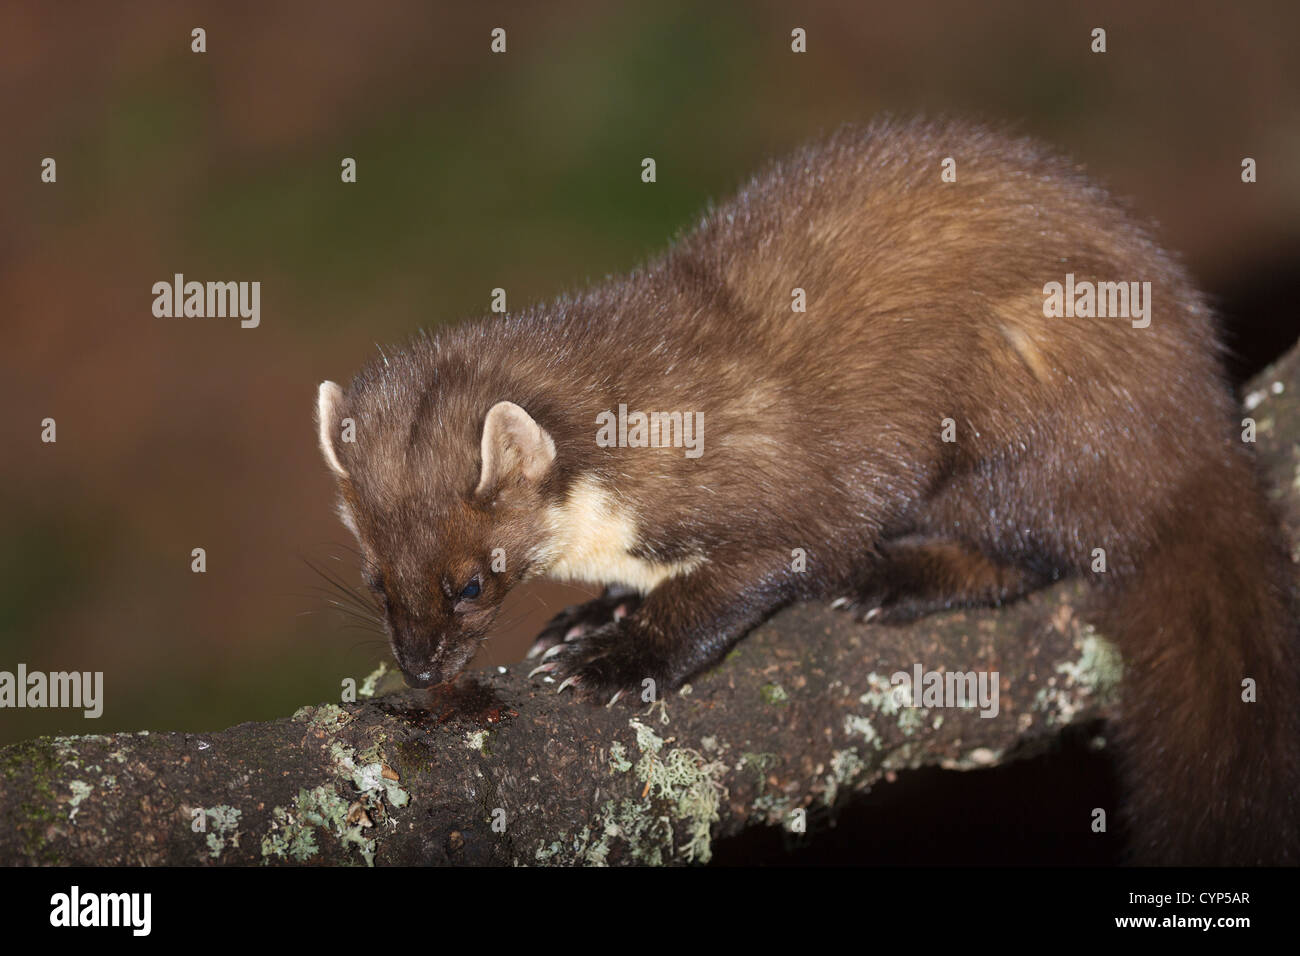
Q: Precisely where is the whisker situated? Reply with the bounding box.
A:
[302,586,377,617]
[302,553,368,597]
[328,541,362,558]
[301,556,383,616]
[313,591,379,616]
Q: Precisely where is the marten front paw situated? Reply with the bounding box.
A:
[529,620,657,704]
[526,586,643,660]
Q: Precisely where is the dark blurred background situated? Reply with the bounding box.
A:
[2,1,1298,862]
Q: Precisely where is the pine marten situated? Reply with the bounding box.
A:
[315,117,1299,865]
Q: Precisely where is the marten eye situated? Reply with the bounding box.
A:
[459,577,482,600]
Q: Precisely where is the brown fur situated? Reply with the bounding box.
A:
[318,117,1299,864]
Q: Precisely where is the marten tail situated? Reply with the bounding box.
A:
[1100,445,1300,865]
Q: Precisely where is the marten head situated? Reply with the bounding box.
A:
[315,373,557,688]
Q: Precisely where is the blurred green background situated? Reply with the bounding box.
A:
[2,0,1298,746]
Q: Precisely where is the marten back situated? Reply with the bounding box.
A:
[321,118,1298,863]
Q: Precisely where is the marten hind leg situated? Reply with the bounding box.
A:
[838,536,1057,625]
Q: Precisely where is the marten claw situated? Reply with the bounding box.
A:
[526,624,587,660]
[528,662,557,679]
[530,587,644,661]
[829,595,885,621]
[543,620,656,702]
[830,590,899,624]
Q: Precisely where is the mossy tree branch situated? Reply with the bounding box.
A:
[2,345,1296,866]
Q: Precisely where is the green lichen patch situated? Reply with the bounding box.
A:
[572,719,729,866]
[897,706,927,735]
[751,791,798,819]
[584,798,674,866]
[858,673,902,715]
[859,671,930,735]
[258,727,409,866]
[536,839,565,862]
[631,719,664,754]
[538,827,596,863]
[294,703,354,730]
[1034,628,1123,725]
[66,780,92,822]
[329,742,410,809]
[358,662,390,699]
[739,752,778,793]
[759,682,789,706]
[608,741,632,773]
[823,748,866,807]
[261,786,344,863]
[203,805,243,859]
[843,714,881,749]
[631,719,728,863]
[260,784,384,866]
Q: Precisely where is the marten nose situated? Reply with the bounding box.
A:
[393,646,441,687]
[400,667,438,689]
[387,612,443,686]
[390,636,441,688]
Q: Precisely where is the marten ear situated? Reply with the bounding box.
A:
[316,381,349,479]
[476,401,556,495]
